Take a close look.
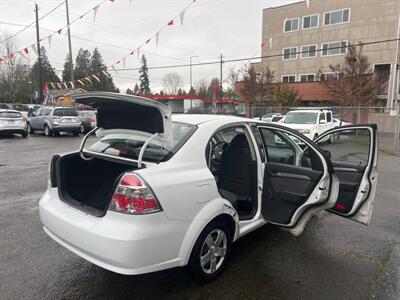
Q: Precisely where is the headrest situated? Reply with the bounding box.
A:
[231,134,249,148]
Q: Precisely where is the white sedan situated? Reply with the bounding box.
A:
[39,92,378,281]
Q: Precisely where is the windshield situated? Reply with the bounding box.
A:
[87,122,196,163]
[53,108,78,117]
[284,112,318,124]
[0,111,22,118]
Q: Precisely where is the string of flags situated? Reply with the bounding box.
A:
[0,0,114,63]
[46,0,199,90]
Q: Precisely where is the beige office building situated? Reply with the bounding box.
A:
[259,0,400,109]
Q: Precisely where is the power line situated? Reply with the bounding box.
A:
[109,38,400,72]
[0,1,66,44]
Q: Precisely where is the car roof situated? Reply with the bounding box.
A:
[171,114,254,125]
[0,109,21,113]
[287,110,330,113]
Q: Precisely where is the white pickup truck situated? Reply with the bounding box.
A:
[280,109,335,140]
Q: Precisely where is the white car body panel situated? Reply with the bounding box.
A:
[38,94,378,276]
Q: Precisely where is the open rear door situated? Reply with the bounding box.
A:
[257,125,340,236]
[314,125,378,224]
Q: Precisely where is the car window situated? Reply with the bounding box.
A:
[0,111,22,118]
[87,122,196,163]
[259,128,296,165]
[326,112,332,122]
[54,108,78,117]
[284,112,318,124]
[40,108,50,116]
[319,113,326,123]
[316,128,370,165]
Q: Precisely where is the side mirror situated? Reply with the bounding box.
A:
[319,119,326,124]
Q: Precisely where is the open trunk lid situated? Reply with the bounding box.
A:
[72,92,172,143]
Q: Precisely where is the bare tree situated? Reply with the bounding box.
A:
[163,72,183,95]
[0,32,30,104]
[323,44,381,122]
[195,78,209,100]
[273,85,300,107]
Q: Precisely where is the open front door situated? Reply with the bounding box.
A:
[257,125,340,236]
[314,125,378,225]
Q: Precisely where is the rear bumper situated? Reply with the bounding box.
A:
[39,188,190,275]
[51,125,80,132]
[0,127,27,135]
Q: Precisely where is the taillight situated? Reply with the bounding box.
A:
[109,174,162,215]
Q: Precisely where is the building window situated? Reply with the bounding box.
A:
[303,14,319,29]
[300,74,316,82]
[324,9,350,26]
[321,41,347,56]
[301,45,317,58]
[284,18,299,32]
[320,73,340,81]
[283,47,298,60]
[282,75,297,83]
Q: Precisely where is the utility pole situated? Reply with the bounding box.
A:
[220,53,223,113]
[35,3,44,103]
[65,0,74,82]
[189,55,198,110]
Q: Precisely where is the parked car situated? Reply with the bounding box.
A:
[39,92,378,281]
[270,115,284,123]
[333,118,352,127]
[281,109,335,140]
[78,110,96,133]
[28,107,81,136]
[254,112,283,122]
[0,109,28,138]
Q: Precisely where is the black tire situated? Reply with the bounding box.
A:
[44,125,52,137]
[73,131,80,136]
[187,221,232,282]
[27,123,34,134]
[80,125,85,134]
[21,131,28,138]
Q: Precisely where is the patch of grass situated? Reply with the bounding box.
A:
[373,240,400,282]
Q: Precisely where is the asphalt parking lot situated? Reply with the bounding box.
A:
[0,134,399,300]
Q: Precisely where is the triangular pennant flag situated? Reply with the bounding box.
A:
[31,44,38,55]
[269,37,273,48]
[57,83,62,89]
[48,35,52,48]
[129,51,134,55]
[0,57,5,63]
[18,50,28,59]
[57,28,62,35]
[9,53,16,59]
[70,82,75,89]
[79,15,84,19]
[77,80,84,86]
[261,42,266,48]
[116,60,121,64]
[136,47,140,59]
[84,77,92,84]
[122,57,126,68]
[109,0,115,2]
[146,38,151,44]
[24,48,29,55]
[50,82,55,89]
[306,0,310,8]
[92,74,101,82]
[179,10,186,26]
[102,70,111,78]
[167,19,174,26]
[93,5,100,21]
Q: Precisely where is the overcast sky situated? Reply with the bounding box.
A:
[0,0,297,92]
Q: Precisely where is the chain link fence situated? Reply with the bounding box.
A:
[249,106,400,155]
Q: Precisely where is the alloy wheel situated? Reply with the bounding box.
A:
[200,229,227,274]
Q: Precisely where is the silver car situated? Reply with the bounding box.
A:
[28,107,81,136]
[0,109,28,138]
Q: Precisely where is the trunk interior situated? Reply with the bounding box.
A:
[57,153,137,216]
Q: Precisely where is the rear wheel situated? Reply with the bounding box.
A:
[80,125,85,134]
[73,131,80,136]
[21,131,27,138]
[188,221,232,282]
[44,125,51,137]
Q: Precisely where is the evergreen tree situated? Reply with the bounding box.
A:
[126,88,134,95]
[31,47,59,89]
[133,83,140,95]
[61,55,73,82]
[89,47,116,92]
[74,48,91,80]
[138,55,150,94]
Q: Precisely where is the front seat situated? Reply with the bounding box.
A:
[218,134,254,205]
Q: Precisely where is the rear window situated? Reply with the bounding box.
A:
[53,108,78,117]
[0,111,22,118]
[78,111,96,117]
[87,122,196,163]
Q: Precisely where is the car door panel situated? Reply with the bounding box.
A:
[315,125,378,224]
[257,126,336,234]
